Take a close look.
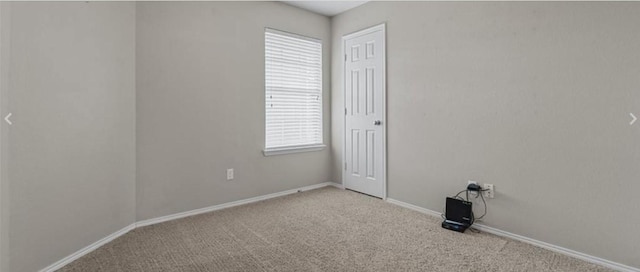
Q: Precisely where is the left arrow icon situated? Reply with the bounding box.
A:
[4,113,12,125]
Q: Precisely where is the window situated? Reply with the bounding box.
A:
[264,28,324,156]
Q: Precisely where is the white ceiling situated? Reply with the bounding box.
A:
[282,1,369,17]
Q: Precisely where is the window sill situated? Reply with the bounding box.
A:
[263,144,326,156]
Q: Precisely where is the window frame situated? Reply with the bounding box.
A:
[263,28,325,156]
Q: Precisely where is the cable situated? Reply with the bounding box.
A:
[469,192,489,233]
[475,190,487,220]
[453,189,467,200]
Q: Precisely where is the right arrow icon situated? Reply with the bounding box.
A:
[631,113,637,126]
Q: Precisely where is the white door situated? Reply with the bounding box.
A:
[343,24,386,198]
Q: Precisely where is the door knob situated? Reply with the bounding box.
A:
[374,120,382,126]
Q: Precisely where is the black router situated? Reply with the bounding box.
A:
[441,197,473,233]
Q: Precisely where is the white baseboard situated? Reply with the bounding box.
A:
[386,198,442,217]
[40,182,338,272]
[136,182,337,227]
[40,223,136,272]
[386,198,639,272]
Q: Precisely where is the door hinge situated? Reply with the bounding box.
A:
[344,162,347,170]
[345,108,347,115]
[345,54,347,61]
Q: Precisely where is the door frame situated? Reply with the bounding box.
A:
[341,23,387,199]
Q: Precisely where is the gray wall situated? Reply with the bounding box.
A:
[0,3,9,271]
[3,2,136,271]
[331,2,640,268]
[135,2,332,221]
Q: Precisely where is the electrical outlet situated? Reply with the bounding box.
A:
[483,184,494,198]
[467,180,478,197]
[226,168,234,180]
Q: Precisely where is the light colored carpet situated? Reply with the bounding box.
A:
[59,187,611,272]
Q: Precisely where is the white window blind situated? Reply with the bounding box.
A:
[265,29,323,152]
